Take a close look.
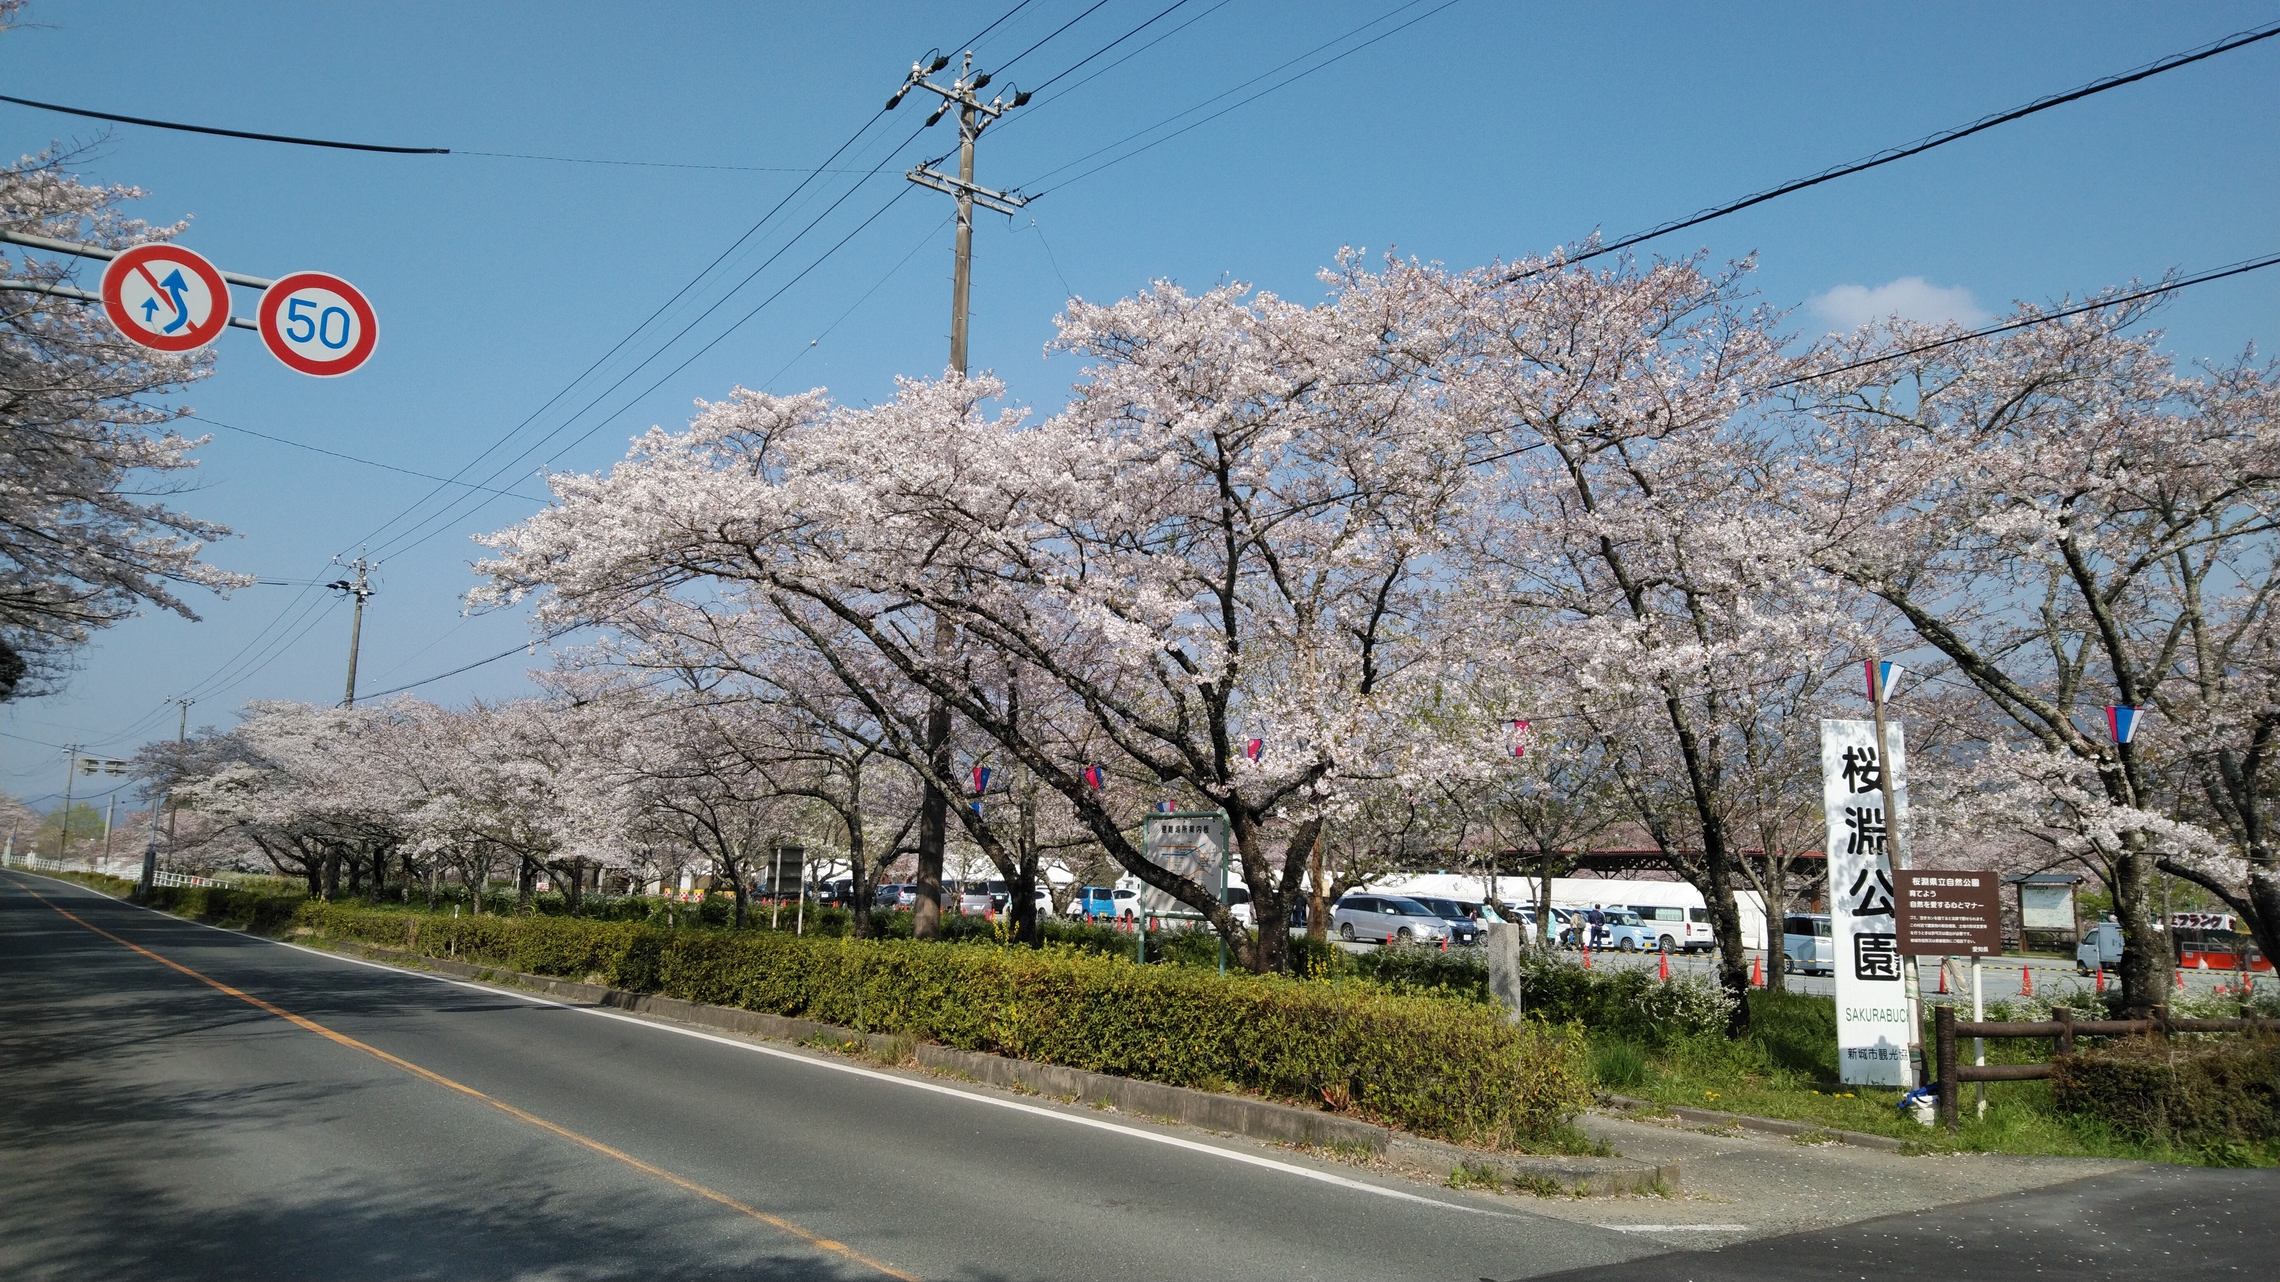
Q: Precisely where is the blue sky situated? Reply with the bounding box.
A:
[2,0,2274,813]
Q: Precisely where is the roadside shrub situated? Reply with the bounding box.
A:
[1515,954,1734,1045]
[1354,943,1490,1001]
[298,901,1593,1146]
[47,871,308,932]
[2051,1033,2280,1145]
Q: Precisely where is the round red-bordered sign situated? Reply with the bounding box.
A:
[101,244,232,352]
[257,271,378,377]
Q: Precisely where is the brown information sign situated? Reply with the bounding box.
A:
[1895,869,2003,956]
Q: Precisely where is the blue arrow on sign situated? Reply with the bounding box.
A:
[156,268,192,334]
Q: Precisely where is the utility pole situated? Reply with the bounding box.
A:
[891,48,1033,377]
[328,556,375,708]
[887,48,1030,939]
[56,744,81,861]
[168,697,192,845]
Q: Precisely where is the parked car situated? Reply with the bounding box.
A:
[954,882,993,915]
[1069,885,1117,917]
[2076,920,2123,973]
[1110,885,1141,918]
[1405,896,1485,946]
[1628,903,1712,953]
[1223,884,1255,928]
[1783,913,1833,976]
[1599,908,1660,952]
[1331,894,1451,944]
[874,883,916,909]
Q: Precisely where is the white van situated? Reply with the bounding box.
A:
[1782,914,1833,976]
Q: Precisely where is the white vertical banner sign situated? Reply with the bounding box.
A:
[1822,719,1913,1086]
[1140,811,1228,918]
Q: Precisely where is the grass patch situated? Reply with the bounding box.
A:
[1597,989,2280,1167]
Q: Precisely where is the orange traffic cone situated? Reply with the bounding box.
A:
[2175,969,2185,991]
[1582,942,1593,969]
[2095,967,2106,993]
[1938,966,1949,995]
[1440,935,1448,953]
[1751,954,1763,988]
[2021,965,2034,996]
[1658,947,1671,981]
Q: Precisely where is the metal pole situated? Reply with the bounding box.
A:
[1869,656,1924,1090]
[103,794,116,872]
[330,559,373,708]
[1972,957,1986,1118]
[137,791,165,901]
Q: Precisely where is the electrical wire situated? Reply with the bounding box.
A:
[1519,20,2280,277]
[988,0,1116,78]
[362,134,930,562]
[764,212,954,391]
[1768,252,2280,388]
[357,628,581,701]
[0,92,449,153]
[372,180,927,563]
[1017,0,1461,194]
[189,415,547,500]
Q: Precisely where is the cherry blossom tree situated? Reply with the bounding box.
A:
[1786,295,2279,1007]
[1,150,248,698]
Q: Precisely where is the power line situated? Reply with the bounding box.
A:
[358,630,578,701]
[0,93,450,153]
[336,114,909,559]
[1521,20,2280,276]
[372,180,927,563]
[189,415,548,500]
[1018,0,1462,194]
[1768,252,2280,388]
[989,0,1117,78]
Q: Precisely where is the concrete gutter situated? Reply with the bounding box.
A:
[1599,1092,1908,1152]
[320,936,1676,1196]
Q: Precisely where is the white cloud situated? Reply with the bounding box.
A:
[1808,276,1990,332]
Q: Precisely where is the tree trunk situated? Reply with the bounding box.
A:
[2113,840,2171,1011]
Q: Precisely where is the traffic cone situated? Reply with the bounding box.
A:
[1582,942,1592,969]
[2021,965,2034,996]
[2175,969,2185,991]
[1938,966,1948,995]
[2095,967,2106,994]
[1658,947,1671,981]
[1751,954,1763,988]
[1440,935,1448,953]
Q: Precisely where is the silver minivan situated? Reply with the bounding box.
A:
[1332,894,1450,944]
[1782,913,1833,975]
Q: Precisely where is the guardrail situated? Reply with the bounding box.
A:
[1933,1003,2273,1130]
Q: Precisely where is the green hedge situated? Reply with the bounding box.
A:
[2052,1034,2280,1145]
[43,870,311,933]
[298,902,1590,1146]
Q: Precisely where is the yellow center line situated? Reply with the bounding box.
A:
[8,878,917,1282]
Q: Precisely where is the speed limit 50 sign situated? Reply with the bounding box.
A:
[257,271,377,377]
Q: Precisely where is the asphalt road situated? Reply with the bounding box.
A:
[4,872,2273,1281]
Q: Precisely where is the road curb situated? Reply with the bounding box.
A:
[316,936,1675,1196]
[1598,1092,1909,1151]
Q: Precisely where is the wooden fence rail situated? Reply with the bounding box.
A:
[1933,1004,2273,1130]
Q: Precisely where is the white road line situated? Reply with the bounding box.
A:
[13,873,1519,1221]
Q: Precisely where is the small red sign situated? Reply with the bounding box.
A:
[257,271,378,377]
[101,243,232,352]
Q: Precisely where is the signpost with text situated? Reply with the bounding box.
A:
[1895,870,2003,957]
[1822,718,1914,1087]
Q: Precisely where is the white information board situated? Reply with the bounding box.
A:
[1140,811,1227,917]
[1821,719,1913,1087]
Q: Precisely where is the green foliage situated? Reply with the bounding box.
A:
[34,802,106,845]
[2052,1034,2280,1146]
[47,870,306,931]
[297,901,1593,1146]
[1512,954,1736,1045]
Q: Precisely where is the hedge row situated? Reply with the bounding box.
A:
[44,871,310,934]
[2052,1033,2280,1145]
[298,902,1591,1146]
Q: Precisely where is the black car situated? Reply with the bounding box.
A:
[1405,896,1486,946]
